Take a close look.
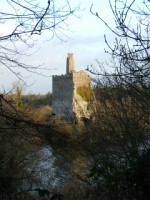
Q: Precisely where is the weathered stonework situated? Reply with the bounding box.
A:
[52,53,91,121]
[66,53,74,74]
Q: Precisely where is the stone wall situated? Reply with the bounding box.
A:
[73,70,91,88]
[52,74,75,120]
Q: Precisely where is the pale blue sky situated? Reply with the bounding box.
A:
[0,0,115,94]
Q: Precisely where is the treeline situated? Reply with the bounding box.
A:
[22,92,52,108]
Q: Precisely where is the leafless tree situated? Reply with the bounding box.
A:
[0,0,79,81]
[90,0,150,85]
[77,1,150,199]
[0,1,80,198]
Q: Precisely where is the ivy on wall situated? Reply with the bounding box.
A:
[76,86,92,102]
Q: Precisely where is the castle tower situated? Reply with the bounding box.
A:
[52,53,91,121]
[66,53,74,74]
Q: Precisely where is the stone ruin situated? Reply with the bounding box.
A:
[52,53,91,121]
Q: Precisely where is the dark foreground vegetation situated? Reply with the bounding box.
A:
[0,79,149,200]
[0,0,150,199]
